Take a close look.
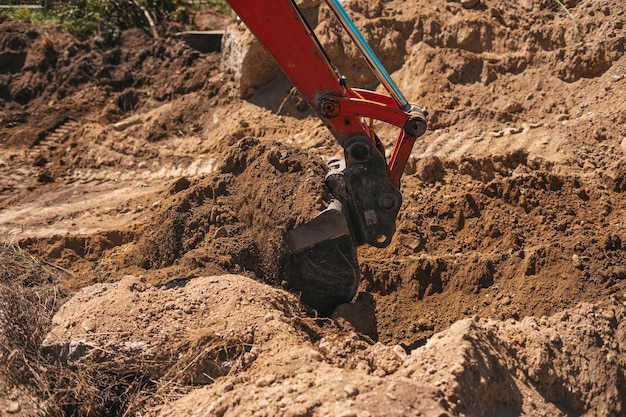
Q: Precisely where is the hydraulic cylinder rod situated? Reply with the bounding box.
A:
[324,0,413,112]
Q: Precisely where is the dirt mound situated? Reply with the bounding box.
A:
[122,137,328,283]
[0,18,220,148]
[363,151,626,345]
[37,275,626,416]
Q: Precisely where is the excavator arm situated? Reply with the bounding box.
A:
[226,0,427,314]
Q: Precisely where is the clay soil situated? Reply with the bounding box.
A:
[1,0,626,415]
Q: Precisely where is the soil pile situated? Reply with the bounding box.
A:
[1,0,626,415]
[36,275,626,416]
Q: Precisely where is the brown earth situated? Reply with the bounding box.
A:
[1,0,626,415]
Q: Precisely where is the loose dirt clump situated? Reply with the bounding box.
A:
[119,137,328,284]
[2,0,626,415]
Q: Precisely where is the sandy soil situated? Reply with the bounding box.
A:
[1,0,626,415]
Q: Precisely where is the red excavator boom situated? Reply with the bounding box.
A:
[225,0,427,315]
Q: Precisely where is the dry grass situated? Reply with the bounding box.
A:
[0,236,253,416]
[553,0,581,39]
[123,330,252,416]
[0,237,151,416]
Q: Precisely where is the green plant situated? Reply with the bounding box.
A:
[2,0,231,45]
[0,7,59,25]
[207,0,231,15]
[58,0,160,43]
[185,0,230,14]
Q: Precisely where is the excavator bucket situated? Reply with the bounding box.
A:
[286,204,360,316]
[285,137,402,315]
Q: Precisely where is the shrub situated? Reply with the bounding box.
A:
[2,0,232,45]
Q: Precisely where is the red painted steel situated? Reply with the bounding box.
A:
[226,0,424,188]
